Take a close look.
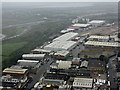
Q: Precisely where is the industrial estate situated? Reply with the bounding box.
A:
[1,14,120,89]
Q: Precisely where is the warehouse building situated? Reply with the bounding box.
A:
[53,32,78,42]
[88,20,105,27]
[56,60,72,69]
[72,24,91,28]
[44,73,69,81]
[73,78,93,89]
[32,48,51,54]
[43,79,64,86]
[68,26,80,30]
[44,41,77,52]
[88,60,105,71]
[88,35,110,42]
[60,29,75,34]
[84,41,120,49]
[54,50,69,59]
[22,54,45,60]
[80,61,88,69]
[2,68,29,88]
[17,60,41,73]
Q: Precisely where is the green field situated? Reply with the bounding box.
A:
[3,42,27,57]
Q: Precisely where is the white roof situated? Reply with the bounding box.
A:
[3,68,28,74]
[61,29,75,33]
[85,41,120,47]
[17,60,39,67]
[44,41,77,51]
[32,49,51,53]
[80,61,88,68]
[22,54,45,58]
[72,24,91,28]
[57,60,72,69]
[53,32,78,41]
[73,78,93,88]
[88,35,109,40]
[54,50,69,56]
[89,20,105,24]
[17,60,39,63]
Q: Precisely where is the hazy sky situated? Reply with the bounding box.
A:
[1,0,119,2]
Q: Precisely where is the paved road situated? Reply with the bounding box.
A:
[26,58,54,89]
[108,56,117,89]
[71,43,84,58]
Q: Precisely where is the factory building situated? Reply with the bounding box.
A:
[43,79,64,86]
[72,24,91,29]
[22,54,45,60]
[32,48,51,54]
[68,26,80,30]
[17,60,41,73]
[60,29,75,34]
[44,73,69,81]
[88,20,105,27]
[2,68,29,88]
[54,50,69,59]
[56,60,72,69]
[53,32,78,42]
[84,41,120,49]
[88,60,105,71]
[44,41,77,52]
[73,78,93,89]
[88,35,110,42]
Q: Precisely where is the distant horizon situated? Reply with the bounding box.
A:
[1,0,119,2]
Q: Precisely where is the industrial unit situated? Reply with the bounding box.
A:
[88,20,105,27]
[53,32,78,42]
[22,54,45,60]
[2,68,29,88]
[54,50,69,59]
[44,41,77,52]
[32,48,51,54]
[60,29,75,34]
[72,24,91,28]
[17,60,41,73]
[73,78,93,89]
[88,35,110,42]
[84,41,119,48]
[56,60,72,69]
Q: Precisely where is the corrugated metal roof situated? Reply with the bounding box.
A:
[53,32,78,42]
[89,20,105,24]
[72,24,91,28]
[22,54,45,58]
[54,50,69,56]
[44,41,77,51]
[32,49,51,53]
[73,78,93,88]
[85,41,119,47]
[88,35,109,39]
[3,68,28,74]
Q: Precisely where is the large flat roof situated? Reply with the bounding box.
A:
[72,24,91,28]
[32,49,51,53]
[44,41,77,51]
[73,78,93,88]
[89,20,105,24]
[53,32,78,42]
[88,35,109,40]
[17,60,39,63]
[22,54,45,58]
[85,41,119,47]
[57,60,72,69]
[54,50,69,56]
[3,68,28,74]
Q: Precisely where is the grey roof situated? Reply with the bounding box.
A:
[88,60,105,68]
